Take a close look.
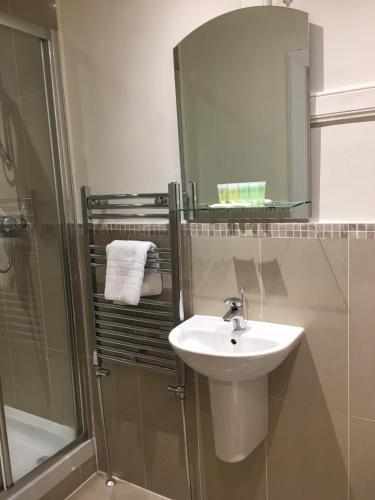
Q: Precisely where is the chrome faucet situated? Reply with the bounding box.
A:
[223,291,246,332]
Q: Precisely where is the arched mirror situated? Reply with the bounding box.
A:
[174,6,310,221]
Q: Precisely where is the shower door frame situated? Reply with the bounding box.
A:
[0,13,89,495]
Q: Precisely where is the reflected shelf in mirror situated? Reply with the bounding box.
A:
[171,200,311,213]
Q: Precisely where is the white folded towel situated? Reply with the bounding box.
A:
[104,240,162,305]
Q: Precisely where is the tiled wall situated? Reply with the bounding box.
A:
[0,0,57,30]
[186,231,375,500]
[89,224,375,500]
[86,227,188,500]
[0,7,75,428]
[0,222,76,427]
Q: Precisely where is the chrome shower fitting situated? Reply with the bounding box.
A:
[0,216,27,234]
[0,140,11,166]
[0,234,13,274]
[0,216,28,273]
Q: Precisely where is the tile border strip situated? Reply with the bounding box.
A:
[85,222,170,235]
[182,222,375,239]
[79,222,375,239]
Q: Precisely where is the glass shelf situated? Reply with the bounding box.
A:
[173,201,311,213]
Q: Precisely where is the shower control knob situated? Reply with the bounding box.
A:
[0,217,14,233]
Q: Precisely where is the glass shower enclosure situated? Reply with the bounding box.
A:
[0,12,84,492]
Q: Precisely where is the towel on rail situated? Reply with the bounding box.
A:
[104,240,162,305]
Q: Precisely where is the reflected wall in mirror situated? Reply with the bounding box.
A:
[174,6,311,220]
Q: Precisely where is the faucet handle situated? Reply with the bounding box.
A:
[224,297,242,309]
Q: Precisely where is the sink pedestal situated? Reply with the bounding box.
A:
[208,376,268,463]
[169,314,304,463]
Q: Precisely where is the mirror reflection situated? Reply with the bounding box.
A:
[174,6,311,219]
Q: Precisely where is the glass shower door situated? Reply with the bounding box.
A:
[0,17,80,488]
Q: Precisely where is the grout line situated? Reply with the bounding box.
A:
[259,238,263,320]
[137,369,148,490]
[10,28,21,99]
[194,373,204,500]
[265,439,269,500]
[347,238,350,500]
[269,395,349,417]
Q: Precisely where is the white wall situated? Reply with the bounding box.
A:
[57,0,375,221]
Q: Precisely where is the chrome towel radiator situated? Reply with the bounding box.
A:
[81,183,191,496]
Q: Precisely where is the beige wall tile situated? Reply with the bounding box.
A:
[40,466,82,500]
[184,376,202,500]
[0,0,9,14]
[0,97,29,200]
[139,370,187,500]
[101,362,145,487]
[268,398,348,500]
[80,456,97,482]
[2,241,46,347]
[191,236,261,320]
[36,226,70,352]
[48,348,77,428]
[10,337,52,418]
[261,238,348,413]
[13,30,45,98]
[349,416,375,500]
[21,93,58,226]
[0,26,19,102]
[197,380,267,500]
[0,336,15,405]
[349,239,375,419]
[9,0,57,30]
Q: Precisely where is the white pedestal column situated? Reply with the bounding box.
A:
[208,376,268,463]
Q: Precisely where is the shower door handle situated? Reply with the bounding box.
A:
[0,377,13,489]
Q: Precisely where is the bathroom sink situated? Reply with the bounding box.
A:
[169,315,304,382]
[169,315,304,463]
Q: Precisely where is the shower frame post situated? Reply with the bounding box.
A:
[0,378,13,490]
[81,186,116,487]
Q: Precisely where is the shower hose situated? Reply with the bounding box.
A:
[0,234,13,273]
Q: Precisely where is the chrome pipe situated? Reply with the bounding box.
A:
[168,182,186,386]
[96,328,169,346]
[97,346,175,367]
[88,213,168,219]
[94,361,116,488]
[90,262,171,273]
[90,245,171,254]
[96,337,175,357]
[87,193,168,200]
[94,310,173,328]
[90,254,171,264]
[95,319,170,338]
[99,354,175,375]
[89,203,169,210]
[93,293,172,308]
[93,301,173,317]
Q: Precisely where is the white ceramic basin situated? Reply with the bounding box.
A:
[169,315,304,382]
[169,315,304,463]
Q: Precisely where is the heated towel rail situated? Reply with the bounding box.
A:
[81,184,191,495]
[81,183,184,379]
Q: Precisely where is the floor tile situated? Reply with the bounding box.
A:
[67,470,172,499]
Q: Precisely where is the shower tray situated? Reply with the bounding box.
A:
[5,406,75,481]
